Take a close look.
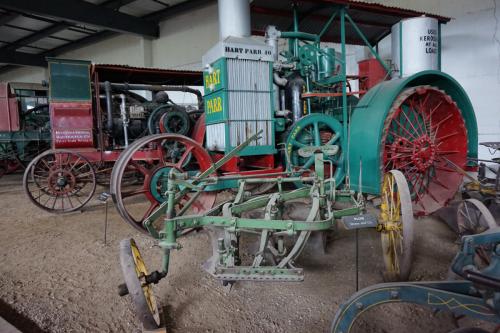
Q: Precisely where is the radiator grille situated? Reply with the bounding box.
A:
[226,59,272,149]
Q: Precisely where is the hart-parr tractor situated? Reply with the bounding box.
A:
[113,0,478,329]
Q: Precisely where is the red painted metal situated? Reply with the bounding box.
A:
[50,102,94,148]
[358,59,387,92]
[192,113,206,144]
[381,86,468,215]
[0,83,20,132]
[210,153,283,175]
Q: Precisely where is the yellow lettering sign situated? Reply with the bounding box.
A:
[205,69,221,90]
[206,96,223,115]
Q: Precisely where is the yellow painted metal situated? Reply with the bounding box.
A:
[378,171,414,281]
[130,240,160,324]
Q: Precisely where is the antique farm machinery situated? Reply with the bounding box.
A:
[0,82,50,177]
[117,132,415,328]
[112,0,480,329]
[331,226,500,333]
[436,141,499,237]
[23,60,205,212]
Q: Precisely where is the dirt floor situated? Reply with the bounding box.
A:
[0,173,496,333]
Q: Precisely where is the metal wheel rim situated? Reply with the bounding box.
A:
[285,113,344,187]
[23,149,96,213]
[110,133,216,234]
[381,85,468,215]
[457,198,497,236]
[119,238,160,329]
[380,170,414,281]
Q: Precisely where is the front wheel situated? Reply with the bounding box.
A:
[378,170,415,281]
[23,149,96,213]
[120,238,161,329]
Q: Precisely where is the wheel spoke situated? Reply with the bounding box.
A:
[122,188,148,198]
[142,202,160,222]
[130,160,150,176]
[313,122,321,146]
[176,146,194,168]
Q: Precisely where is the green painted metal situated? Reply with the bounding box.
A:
[348,70,478,194]
[285,113,345,187]
[204,90,226,124]
[345,12,390,74]
[340,7,348,182]
[203,56,275,156]
[203,57,226,94]
[319,9,338,38]
[47,58,91,102]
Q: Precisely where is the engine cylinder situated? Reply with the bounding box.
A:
[285,74,306,122]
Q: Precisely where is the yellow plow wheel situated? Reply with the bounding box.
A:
[120,238,161,329]
[379,170,415,281]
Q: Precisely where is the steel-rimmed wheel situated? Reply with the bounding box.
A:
[457,199,497,236]
[120,238,160,329]
[381,85,468,215]
[110,133,216,234]
[378,170,414,281]
[285,113,345,187]
[23,149,96,213]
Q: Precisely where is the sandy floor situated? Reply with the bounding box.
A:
[0,173,495,333]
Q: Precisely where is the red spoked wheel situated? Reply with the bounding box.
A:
[381,85,468,215]
[110,134,217,234]
[23,149,96,213]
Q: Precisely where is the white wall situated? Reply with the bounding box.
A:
[440,1,500,160]
[152,3,218,70]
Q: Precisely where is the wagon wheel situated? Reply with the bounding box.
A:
[110,133,216,234]
[457,199,498,268]
[23,149,96,213]
[381,86,468,215]
[285,113,344,187]
[378,170,414,281]
[457,199,497,236]
[120,238,160,329]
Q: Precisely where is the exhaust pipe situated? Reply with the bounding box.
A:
[218,0,251,40]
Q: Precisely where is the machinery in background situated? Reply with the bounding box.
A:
[436,142,499,237]
[331,226,500,333]
[0,82,50,177]
[23,60,204,212]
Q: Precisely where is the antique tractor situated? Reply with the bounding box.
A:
[113,0,478,329]
[0,82,50,177]
[22,59,204,212]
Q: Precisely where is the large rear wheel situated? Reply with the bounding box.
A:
[110,134,216,234]
[381,86,468,215]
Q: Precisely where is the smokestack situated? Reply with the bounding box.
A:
[218,0,251,40]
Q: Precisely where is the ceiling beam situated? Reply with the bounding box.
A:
[0,0,137,52]
[0,0,213,72]
[0,0,159,37]
[0,49,46,66]
[0,12,18,26]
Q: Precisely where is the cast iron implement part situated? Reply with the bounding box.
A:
[118,270,167,297]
